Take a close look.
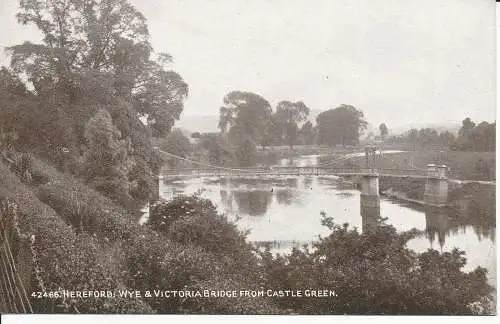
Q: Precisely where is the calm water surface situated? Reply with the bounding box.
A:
[157,154,496,286]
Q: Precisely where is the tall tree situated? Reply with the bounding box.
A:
[261,114,282,148]
[439,131,456,148]
[457,118,476,151]
[6,0,189,201]
[471,122,495,152]
[218,91,272,146]
[316,105,367,147]
[274,100,310,148]
[158,128,192,168]
[298,121,316,145]
[379,123,388,140]
[82,109,129,200]
[9,0,188,137]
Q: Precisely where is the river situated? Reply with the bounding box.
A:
[151,153,496,287]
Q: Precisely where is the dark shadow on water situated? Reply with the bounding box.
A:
[275,188,301,206]
[232,190,273,216]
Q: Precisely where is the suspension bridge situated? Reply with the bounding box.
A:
[153,146,494,208]
[156,147,429,179]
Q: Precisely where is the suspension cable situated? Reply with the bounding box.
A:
[156,148,263,173]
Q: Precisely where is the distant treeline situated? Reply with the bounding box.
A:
[158,98,495,168]
[386,118,495,152]
[157,91,370,166]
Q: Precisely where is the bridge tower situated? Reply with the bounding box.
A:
[360,173,380,208]
[364,145,378,171]
[424,164,448,207]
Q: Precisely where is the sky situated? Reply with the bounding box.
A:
[0,0,496,129]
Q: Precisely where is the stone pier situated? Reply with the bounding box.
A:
[360,173,380,208]
[360,173,381,232]
[424,164,448,207]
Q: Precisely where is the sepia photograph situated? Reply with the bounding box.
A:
[0,0,497,317]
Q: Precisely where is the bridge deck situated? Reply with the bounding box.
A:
[162,166,427,178]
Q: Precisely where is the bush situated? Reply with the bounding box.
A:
[149,194,254,257]
[260,222,494,315]
[37,180,138,241]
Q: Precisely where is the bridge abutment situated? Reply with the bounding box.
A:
[424,164,448,207]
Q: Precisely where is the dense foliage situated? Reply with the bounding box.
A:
[387,118,495,152]
[273,101,310,148]
[316,105,368,147]
[156,128,192,168]
[1,0,188,205]
[260,218,494,315]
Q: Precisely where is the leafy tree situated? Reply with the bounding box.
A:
[82,109,129,200]
[417,128,440,147]
[459,118,476,138]
[379,123,388,140]
[6,0,189,203]
[196,133,235,166]
[261,114,283,148]
[298,121,316,145]
[439,131,456,148]
[457,118,476,150]
[234,136,257,167]
[274,101,310,147]
[218,91,272,146]
[9,0,188,135]
[316,104,367,147]
[158,128,192,168]
[0,67,29,150]
[471,122,495,152]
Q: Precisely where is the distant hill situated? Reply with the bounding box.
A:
[387,122,461,136]
[175,114,220,133]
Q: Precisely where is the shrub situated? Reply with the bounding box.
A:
[260,222,494,315]
[124,233,224,313]
[149,194,254,257]
[82,109,130,199]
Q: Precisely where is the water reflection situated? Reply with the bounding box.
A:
[232,190,273,216]
[423,206,496,249]
[275,188,300,206]
[360,205,381,233]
